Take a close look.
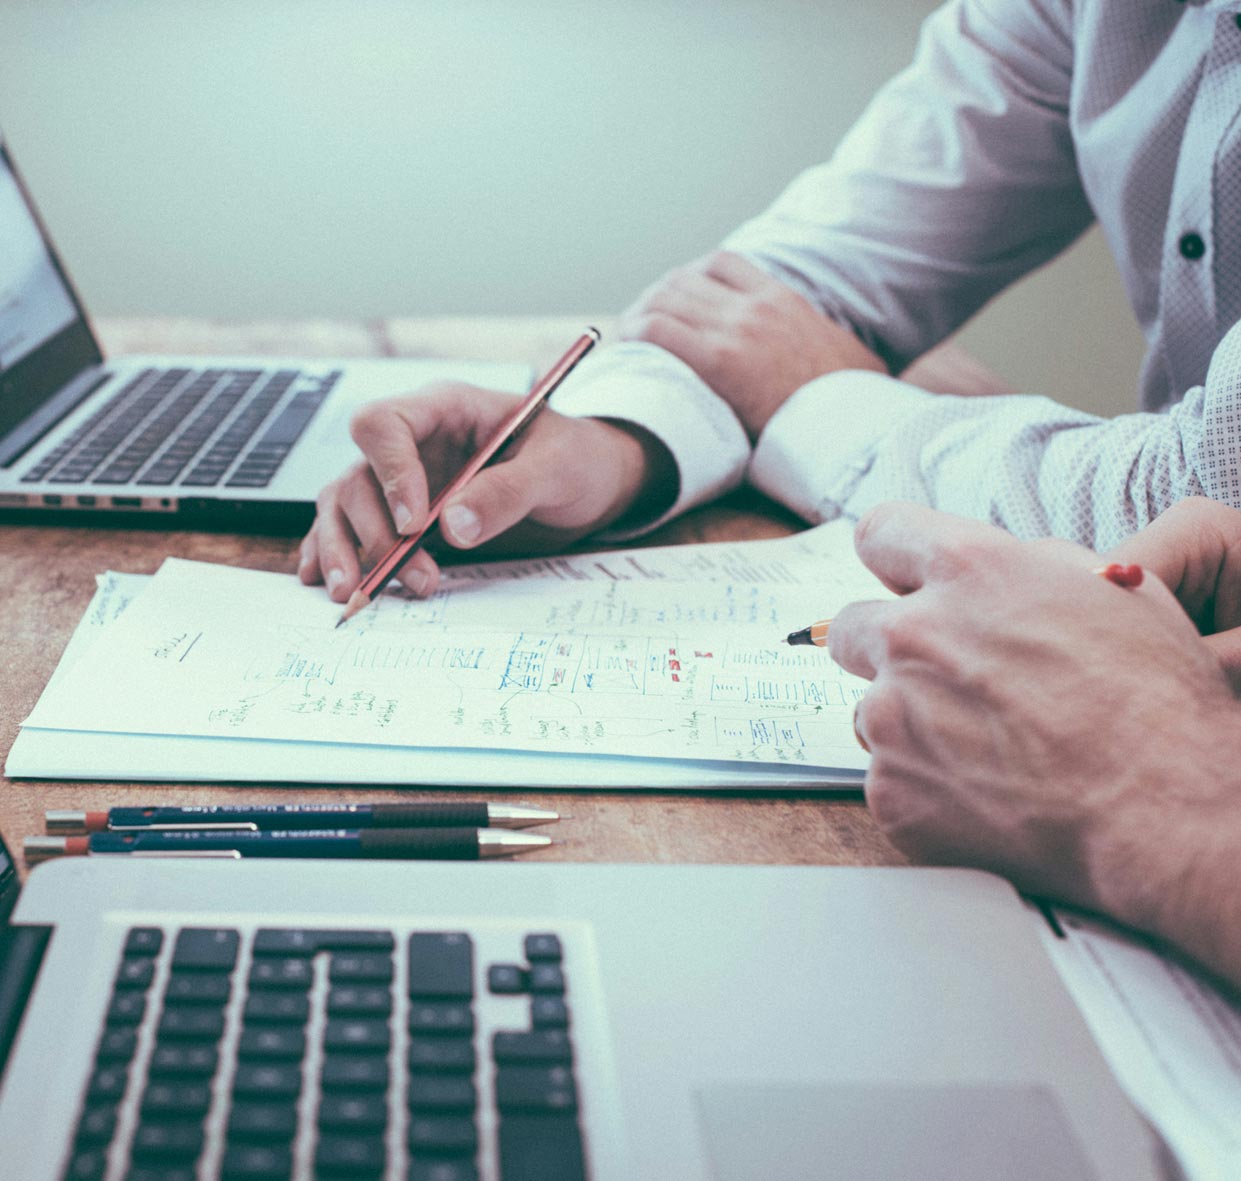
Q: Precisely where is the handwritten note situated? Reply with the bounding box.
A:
[22,524,881,773]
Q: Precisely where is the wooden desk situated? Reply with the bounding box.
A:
[0,318,1008,878]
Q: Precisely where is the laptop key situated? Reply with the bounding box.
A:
[249,957,313,990]
[148,1044,218,1078]
[106,992,147,1024]
[408,1162,478,1181]
[495,1066,577,1113]
[407,1115,477,1155]
[530,997,570,1030]
[62,1148,108,1181]
[115,958,155,989]
[498,1113,586,1181]
[323,1017,391,1053]
[141,1080,212,1117]
[165,973,232,1005]
[529,964,565,994]
[315,1134,386,1177]
[408,933,474,998]
[171,928,240,972]
[158,1007,226,1041]
[231,1063,302,1099]
[86,1064,129,1101]
[408,1037,475,1073]
[317,1092,388,1133]
[237,1025,306,1060]
[124,928,164,956]
[252,927,394,956]
[492,1030,572,1065]
[523,934,562,962]
[130,1118,205,1163]
[487,965,528,994]
[321,1053,389,1091]
[227,1101,299,1142]
[73,1103,117,1144]
[243,991,310,1024]
[220,1143,293,1180]
[407,1075,477,1113]
[94,1027,138,1061]
[327,984,393,1016]
[408,1002,473,1037]
[127,1169,196,1181]
[329,952,394,983]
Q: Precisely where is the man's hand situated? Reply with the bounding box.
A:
[299,382,672,601]
[828,501,1241,989]
[1105,496,1241,687]
[616,250,886,440]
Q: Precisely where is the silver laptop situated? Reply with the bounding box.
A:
[0,831,1167,1180]
[0,137,529,527]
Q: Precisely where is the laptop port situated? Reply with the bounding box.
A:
[42,495,62,506]
[110,497,142,508]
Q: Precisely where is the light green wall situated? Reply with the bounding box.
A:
[0,0,1144,417]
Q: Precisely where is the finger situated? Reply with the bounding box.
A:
[1106,497,1241,630]
[348,399,434,534]
[852,501,1014,595]
[1204,629,1241,694]
[311,484,364,602]
[616,310,722,379]
[297,532,322,585]
[701,250,775,293]
[826,598,901,681]
[438,450,549,550]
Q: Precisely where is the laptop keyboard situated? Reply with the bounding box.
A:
[60,924,591,1181]
[22,366,340,489]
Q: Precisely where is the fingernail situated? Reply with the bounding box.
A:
[325,568,346,596]
[442,503,481,545]
[407,570,431,597]
[393,501,414,534]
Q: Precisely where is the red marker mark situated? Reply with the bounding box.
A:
[1097,563,1144,588]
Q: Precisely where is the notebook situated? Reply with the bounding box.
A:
[0,829,1168,1180]
[0,136,529,527]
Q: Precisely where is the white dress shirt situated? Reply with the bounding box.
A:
[553,0,1241,549]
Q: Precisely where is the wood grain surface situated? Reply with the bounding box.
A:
[0,317,1008,879]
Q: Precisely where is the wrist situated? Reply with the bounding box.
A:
[1088,705,1241,986]
[588,418,679,532]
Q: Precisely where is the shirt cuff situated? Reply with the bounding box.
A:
[551,340,751,538]
[749,370,934,522]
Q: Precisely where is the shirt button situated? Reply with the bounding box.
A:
[1179,232,1206,261]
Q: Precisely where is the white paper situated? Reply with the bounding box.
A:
[1041,908,1241,1180]
[12,525,879,787]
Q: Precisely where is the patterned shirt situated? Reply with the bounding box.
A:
[554,0,1241,549]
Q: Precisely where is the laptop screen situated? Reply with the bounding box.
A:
[0,152,78,372]
[0,140,101,458]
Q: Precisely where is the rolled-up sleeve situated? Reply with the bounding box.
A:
[751,320,1241,550]
[725,0,1090,372]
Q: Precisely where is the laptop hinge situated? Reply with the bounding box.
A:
[0,925,52,1081]
[0,365,110,468]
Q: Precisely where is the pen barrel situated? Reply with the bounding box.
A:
[87,828,484,859]
[103,804,491,831]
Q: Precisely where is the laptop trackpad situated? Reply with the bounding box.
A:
[696,1082,1097,1180]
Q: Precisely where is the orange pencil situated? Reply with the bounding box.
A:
[785,619,830,647]
[336,327,601,627]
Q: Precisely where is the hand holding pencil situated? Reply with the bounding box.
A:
[300,328,677,609]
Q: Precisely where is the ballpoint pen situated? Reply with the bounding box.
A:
[45,802,560,834]
[24,827,551,862]
[336,327,601,627]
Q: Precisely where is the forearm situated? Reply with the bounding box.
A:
[1089,718,1241,992]
[750,372,1218,549]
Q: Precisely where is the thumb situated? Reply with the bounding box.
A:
[1204,628,1241,694]
[438,457,542,549]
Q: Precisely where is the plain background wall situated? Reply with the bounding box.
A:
[0,0,1146,417]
